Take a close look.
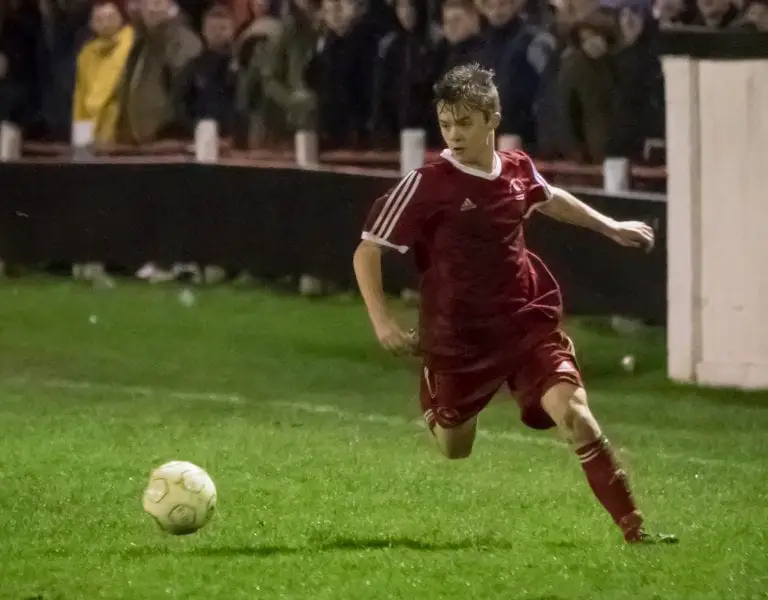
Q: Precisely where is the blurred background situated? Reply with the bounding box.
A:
[1,0,763,289]
[3,0,762,166]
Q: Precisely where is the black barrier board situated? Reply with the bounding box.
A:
[0,162,666,323]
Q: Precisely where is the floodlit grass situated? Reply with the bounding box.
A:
[0,278,766,600]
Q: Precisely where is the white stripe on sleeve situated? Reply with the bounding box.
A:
[369,171,423,240]
[528,156,552,201]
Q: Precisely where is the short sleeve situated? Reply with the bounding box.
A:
[517,152,553,218]
[361,170,426,254]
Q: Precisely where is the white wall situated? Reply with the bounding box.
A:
[664,57,768,388]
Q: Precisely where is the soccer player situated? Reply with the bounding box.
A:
[353,63,677,545]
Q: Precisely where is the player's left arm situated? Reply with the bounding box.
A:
[536,186,655,251]
[515,151,654,250]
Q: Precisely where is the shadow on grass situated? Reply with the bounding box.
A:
[120,535,526,558]
[185,545,300,557]
[315,536,518,552]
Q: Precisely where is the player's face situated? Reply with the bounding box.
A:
[436,102,499,166]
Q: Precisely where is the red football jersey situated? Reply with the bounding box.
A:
[362,149,564,369]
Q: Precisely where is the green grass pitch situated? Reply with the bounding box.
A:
[0,278,766,599]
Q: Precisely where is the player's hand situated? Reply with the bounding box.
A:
[373,317,418,355]
[607,220,655,252]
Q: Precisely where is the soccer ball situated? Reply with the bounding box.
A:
[142,461,217,535]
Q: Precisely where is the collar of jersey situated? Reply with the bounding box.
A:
[440,149,502,180]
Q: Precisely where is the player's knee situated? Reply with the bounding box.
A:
[566,405,600,445]
[542,384,599,444]
[432,420,476,459]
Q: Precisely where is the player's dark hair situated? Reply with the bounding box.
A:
[433,63,500,120]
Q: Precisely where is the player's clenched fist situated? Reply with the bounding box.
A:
[607,221,655,251]
[373,318,417,354]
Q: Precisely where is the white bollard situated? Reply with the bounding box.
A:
[71,120,95,161]
[295,130,319,167]
[0,121,22,161]
[71,120,95,147]
[195,119,219,163]
[603,157,630,194]
[497,134,522,152]
[400,128,426,176]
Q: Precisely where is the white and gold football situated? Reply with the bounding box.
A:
[142,461,217,535]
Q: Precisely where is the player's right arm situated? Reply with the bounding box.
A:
[354,169,427,353]
[353,240,415,353]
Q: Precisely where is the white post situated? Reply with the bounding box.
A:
[496,134,522,152]
[662,56,702,383]
[400,128,426,176]
[0,121,22,161]
[602,157,630,194]
[662,33,768,389]
[295,130,319,168]
[694,59,768,388]
[71,120,94,161]
[71,120,94,147]
[195,119,219,164]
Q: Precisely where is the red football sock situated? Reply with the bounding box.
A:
[576,436,644,540]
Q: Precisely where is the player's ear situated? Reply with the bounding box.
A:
[488,111,501,130]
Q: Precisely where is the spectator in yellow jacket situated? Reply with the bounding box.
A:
[73,1,135,144]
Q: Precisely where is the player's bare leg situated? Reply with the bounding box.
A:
[427,416,477,460]
[541,382,678,544]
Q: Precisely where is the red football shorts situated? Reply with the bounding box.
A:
[420,328,583,431]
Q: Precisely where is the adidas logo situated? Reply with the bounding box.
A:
[556,361,576,373]
[460,198,476,211]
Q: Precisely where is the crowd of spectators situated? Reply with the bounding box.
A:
[0,0,766,166]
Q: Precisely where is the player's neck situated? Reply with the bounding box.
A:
[458,145,496,174]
